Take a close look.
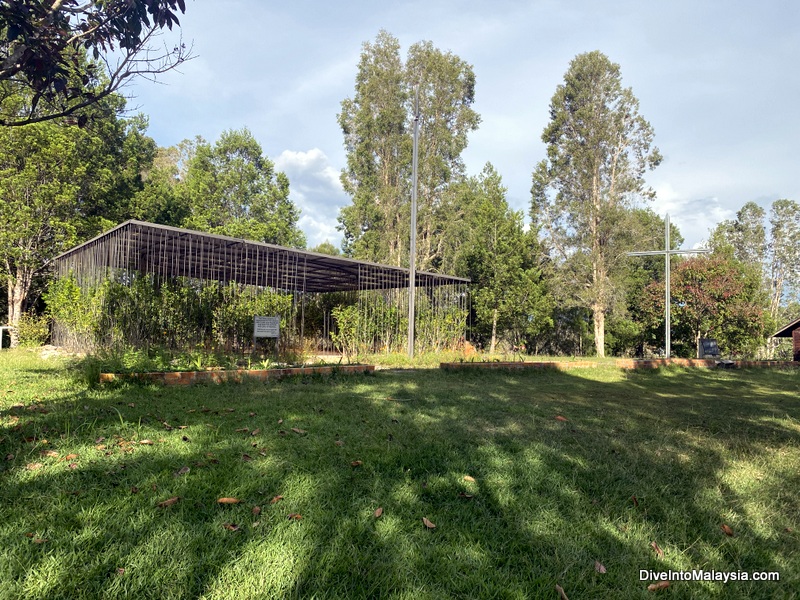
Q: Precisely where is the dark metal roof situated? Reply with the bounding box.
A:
[53,220,469,293]
[773,316,800,338]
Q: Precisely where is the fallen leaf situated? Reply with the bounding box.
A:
[116,568,125,575]
[157,496,180,508]
[374,507,383,518]
[26,462,43,471]
[61,453,78,461]
[252,521,262,528]
[555,415,568,422]
[351,460,363,467]
[595,561,607,574]
[226,408,235,413]
[291,427,306,434]
[187,409,196,413]
[422,517,436,529]
[24,532,34,537]
[785,527,793,533]
[647,581,670,591]
[270,495,283,504]
[458,492,474,499]
[5,454,14,461]
[218,497,241,504]
[463,475,476,483]
[287,513,302,521]
[241,454,252,462]
[650,541,664,558]
[334,440,344,447]
[40,450,58,458]
[222,523,240,531]
[174,466,190,477]
[235,428,249,433]
[33,538,48,544]
[94,436,106,443]
[721,524,734,537]
[68,463,78,469]
[252,506,261,515]
[200,408,210,413]
[631,495,639,507]
[95,444,106,450]
[277,419,283,424]
[258,451,267,456]
[555,584,569,600]
[131,486,139,494]
[177,425,188,430]
[128,403,135,408]
[251,429,260,436]
[249,412,255,417]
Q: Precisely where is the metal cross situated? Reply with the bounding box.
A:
[627,213,711,358]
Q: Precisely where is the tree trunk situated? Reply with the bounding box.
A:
[7,269,33,348]
[490,307,498,354]
[593,304,605,358]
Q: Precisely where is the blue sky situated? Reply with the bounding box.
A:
[125,0,800,250]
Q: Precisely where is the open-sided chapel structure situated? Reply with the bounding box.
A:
[51,220,469,354]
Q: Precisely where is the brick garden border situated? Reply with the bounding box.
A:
[441,359,799,371]
[99,364,375,385]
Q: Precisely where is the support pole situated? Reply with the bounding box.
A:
[408,86,420,358]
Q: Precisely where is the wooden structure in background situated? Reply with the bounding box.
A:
[773,317,800,362]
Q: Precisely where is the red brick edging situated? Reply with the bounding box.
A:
[440,361,598,371]
[99,364,375,385]
[616,359,800,369]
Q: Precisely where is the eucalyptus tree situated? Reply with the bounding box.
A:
[338,30,480,269]
[531,51,662,357]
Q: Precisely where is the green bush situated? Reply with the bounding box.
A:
[16,311,50,347]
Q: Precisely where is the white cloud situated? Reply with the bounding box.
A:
[273,148,348,249]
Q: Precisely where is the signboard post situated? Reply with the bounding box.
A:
[254,316,280,360]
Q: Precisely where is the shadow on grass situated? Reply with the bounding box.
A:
[1,360,798,599]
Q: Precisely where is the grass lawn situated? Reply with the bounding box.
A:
[1,349,798,599]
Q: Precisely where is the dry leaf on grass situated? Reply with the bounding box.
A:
[33,538,48,544]
[270,495,284,504]
[555,415,569,422]
[249,412,255,417]
[291,427,307,435]
[631,495,639,507]
[650,541,664,558]
[647,581,670,591]
[173,466,190,477]
[721,524,734,536]
[217,497,241,504]
[131,486,139,494]
[251,429,260,436]
[61,453,78,461]
[252,506,261,515]
[351,460,363,467]
[374,507,383,518]
[139,440,153,445]
[5,453,14,461]
[458,492,474,499]
[235,428,249,433]
[225,408,235,413]
[116,568,125,575]
[334,440,344,447]
[241,454,252,462]
[40,450,58,458]
[222,523,240,531]
[277,419,283,424]
[26,462,43,471]
[287,513,302,521]
[68,462,78,469]
[463,475,476,483]
[595,561,607,574]
[555,584,569,600]
[157,496,180,508]
[422,517,436,529]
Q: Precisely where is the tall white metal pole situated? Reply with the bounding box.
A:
[407,86,420,358]
[665,213,671,359]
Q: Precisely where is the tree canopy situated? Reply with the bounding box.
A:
[0,0,190,126]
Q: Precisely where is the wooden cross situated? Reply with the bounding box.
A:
[627,214,711,358]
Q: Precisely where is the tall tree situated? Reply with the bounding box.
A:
[531,51,662,357]
[181,128,305,247]
[0,0,191,126]
[337,30,480,269]
[454,164,551,353]
[0,97,155,346]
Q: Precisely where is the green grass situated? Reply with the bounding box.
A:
[1,349,798,599]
